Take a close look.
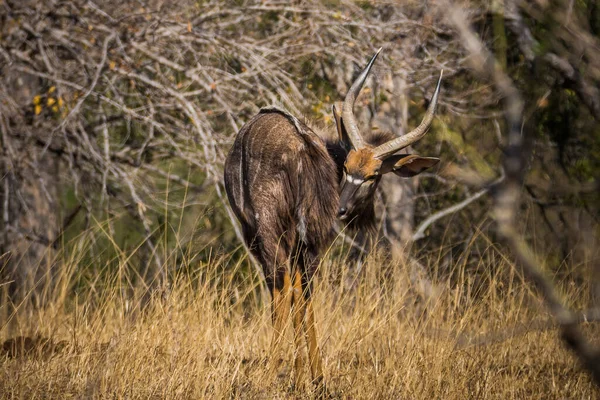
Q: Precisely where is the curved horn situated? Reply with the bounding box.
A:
[373,70,443,159]
[341,48,382,149]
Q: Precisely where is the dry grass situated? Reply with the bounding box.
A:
[1,227,598,399]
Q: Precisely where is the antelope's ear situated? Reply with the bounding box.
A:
[381,154,440,177]
[332,102,351,148]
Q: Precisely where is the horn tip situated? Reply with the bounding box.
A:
[434,70,443,93]
[369,48,382,65]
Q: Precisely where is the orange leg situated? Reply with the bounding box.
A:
[304,298,324,388]
[269,271,292,365]
[292,269,307,389]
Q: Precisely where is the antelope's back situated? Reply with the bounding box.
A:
[224,108,338,252]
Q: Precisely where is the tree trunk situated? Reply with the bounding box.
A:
[373,74,416,249]
[0,69,60,309]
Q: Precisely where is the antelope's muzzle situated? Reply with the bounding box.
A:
[338,180,361,220]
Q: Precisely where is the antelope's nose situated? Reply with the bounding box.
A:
[338,207,348,218]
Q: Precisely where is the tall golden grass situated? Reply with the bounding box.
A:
[1,213,598,399]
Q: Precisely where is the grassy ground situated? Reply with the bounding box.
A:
[0,235,598,399]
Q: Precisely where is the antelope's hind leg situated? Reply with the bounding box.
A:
[269,267,292,366]
[291,268,307,389]
[296,250,326,392]
[304,295,325,390]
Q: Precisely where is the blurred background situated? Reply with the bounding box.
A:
[0,0,599,396]
[1,0,597,308]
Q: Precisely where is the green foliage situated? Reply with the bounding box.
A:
[357,0,374,11]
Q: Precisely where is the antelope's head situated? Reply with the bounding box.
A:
[333,49,443,220]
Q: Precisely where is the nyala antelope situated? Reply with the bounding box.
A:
[224,49,442,390]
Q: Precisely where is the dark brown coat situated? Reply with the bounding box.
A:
[224,107,339,292]
[223,50,442,391]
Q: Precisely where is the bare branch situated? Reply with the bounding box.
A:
[412,173,505,241]
[447,2,600,385]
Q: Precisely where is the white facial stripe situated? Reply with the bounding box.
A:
[345,175,364,185]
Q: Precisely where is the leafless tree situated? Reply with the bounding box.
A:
[445,0,600,385]
[0,0,473,305]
